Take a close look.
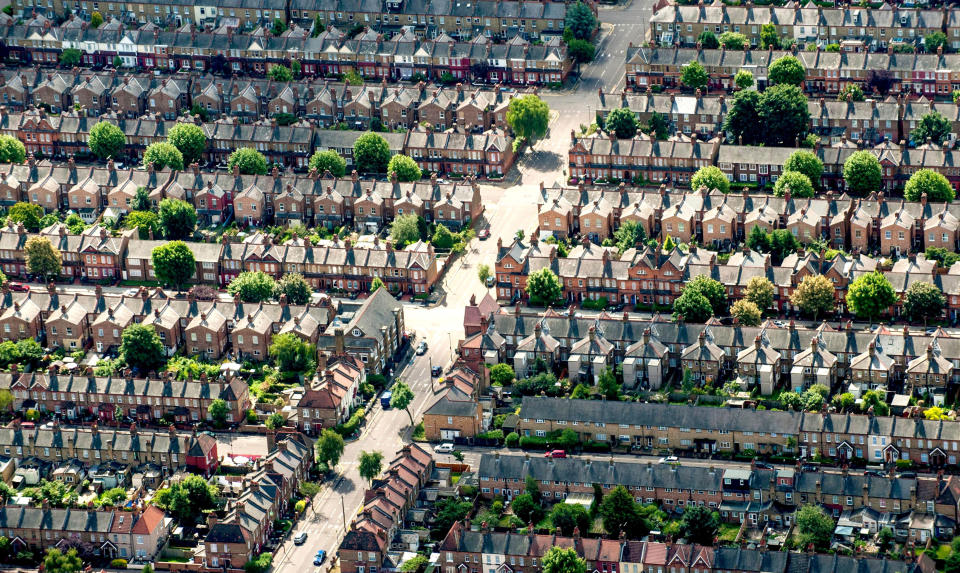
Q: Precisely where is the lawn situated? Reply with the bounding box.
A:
[718,523,740,543]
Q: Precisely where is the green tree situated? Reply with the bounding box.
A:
[723,90,762,145]
[120,324,166,373]
[390,214,421,249]
[925,31,948,52]
[478,263,492,286]
[605,108,639,139]
[597,367,620,400]
[599,485,647,538]
[912,111,952,145]
[388,154,422,181]
[684,275,727,315]
[269,332,316,373]
[274,273,312,305]
[946,554,960,573]
[431,224,456,249]
[268,65,293,82]
[309,150,347,177]
[25,236,61,280]
[731,299,762,326]
[511,492,543,524]
[759,84,809,146]
[768,55,805,86]
[843,150,882,196]
[265,412,285,429]
[567,39,596,63]
[837,84,865,102]
[354,132,391,174]
[832,392,856,412]
[543,547,586,573]
[0,389,12,412]
[614,220,646,254]
[564,1,596,40]
[167,123,207,166]
[152,241,195,291]
[489,363,515,386]
[143,142,184,171]
[698,30,719,49]
[526,268,562,305]
[434,498,472,534]
[791,274,835,320]
[90,11,103,28]
[925,406,949,421]
[316,427,346,468]
[847,271,897,325]
[861,389,889,416]
[646,111,670,140]
[679,505,721,545]
[904,168,955,202]
[370,276,385,292]
[228,148,268,175]
[43,548,83,573]
[774,171,815,198]
[0,134,26,164]
[734,70,754,90]
[549,503,591,536]
[759,23,781,49]
[690,165,730,193]
[130,186,152,211]
[904,281,946,324]
[157,198,197,240]
[153,474,218,524]
[745,276,775,310]
[507,94,550,142]
[673,289,713,322]
[88,122,126,159]
[718,31,746,49]
[784,150,824,190]
[189,102,210,122]
[795,504,835,551]
[680,60,708,91]
[227,271,277,302]
[358,450,384,485]
[390,380,415,424]
[125,211,161,239]
[208,399,229,427]
[272,18,287,35]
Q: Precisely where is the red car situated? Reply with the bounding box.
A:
[478,229,491,240]
[545,450,567,458]
[7,282,29,292]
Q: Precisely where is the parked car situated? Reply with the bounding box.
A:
[313,550,327,566]
[485,276,495,288]
[478,229,491,240]
[544,450,567,458]
[431,365,442,377]
[435,443,455,454]
[294,532,307,545]
[864,470,885,477]
[658,456,679,464]
[754,461,773,470]
[7,282,29,292]
[416,341,427,355]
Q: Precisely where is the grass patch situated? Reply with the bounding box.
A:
[718,523,739,543]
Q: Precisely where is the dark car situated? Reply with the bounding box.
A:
[754,461,774,470]
[431,365,442,377]
[898,472,917,479]
[800,464,819,472]
[864,470,885,477]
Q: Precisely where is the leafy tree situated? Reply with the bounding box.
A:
[388,154,422,181]
[268,65,293,82]
[564,1,596,40]
[673,289,713,323]
[550,503,591,536]
[228,148,268,175]
[489,363,515,386]
[354,132,391,174]
[758,23,780,49]
[774,171,814,198]
[599,485,648,538]
[684,276,727,315]
[801,384,829,412]
[784,150,824,190]
[832,392,856,412]
[768,55,805,86]
[759,84,809,146]
[431,224,456,249]
[837,84,865,102]
[390,380,415,424]
[861,389,889,416]
[43,548,83,573]
[843,150,882,196]
[370,277,385,292]
[745,276,775,310]
[390,214,421,248]
[152,241,195,291]
[25,236,61,280]
[597,367,620,400]
[0,389,12,412]
[208,399,229,427]
[507,95,550,142]
[925,31,948,52]
[846,271,897,325]
[113,55,124,68]
[274,273,312,305]
[264,412,285,429]
[567,39,596,63]
[718,31,746,49]
[0,134,25,164]
[358,450,384,485]
[152,474,218,524]
[269,332,316,373]
[167,123,207,166]
[131,186,152,211]
[723,90,762,145]
[543,547,586,573]
[791,274,835,320]
[189,102,211,122]
[88,122,126,159]
[272,18,287,36]
[120,324,165,372]
[690,165,729,193]
[125,211,161,239]
[309,150,347,177]
[143,142,184,171]
[698,30,719,49]
[795,505,835,551]
[925,406,949,421]
[526,268,562,305]
[614,220,646,254]
[679,505,720,544]
[478,263,492,286]
[158,198,198,239]
[947,553,960,573]
[904,281,946,324]
[646,111,670,140]
[59,48,82,68]
[434,498,472,534]
[731,299,762,326]
[912,111,952,145]
[511,492,543,523]
[680,61,708,91]
[904,168,955,202]
[228,271,277,302]
[606,108,639,139]
[734,70,754,90]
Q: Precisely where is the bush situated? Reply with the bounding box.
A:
[335,408,365,437]
[505,432,520,447]
[111,559,128,569]
[477,429,504,441]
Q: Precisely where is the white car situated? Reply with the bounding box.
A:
[435,443,455,454]
[658,456,679,464]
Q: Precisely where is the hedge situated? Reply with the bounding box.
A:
[335,407,366,437]
[477,429,504,441]
[110,559,128,569]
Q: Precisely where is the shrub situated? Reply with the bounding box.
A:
[505,432,520,447]
[111,559,128,569]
